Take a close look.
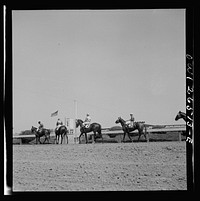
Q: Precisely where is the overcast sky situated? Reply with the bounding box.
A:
[13,9,185,133]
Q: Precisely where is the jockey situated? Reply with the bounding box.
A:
[126,113,135,127]
[82,113,91,128]
[56,118,63,131]
[37,121,44,132]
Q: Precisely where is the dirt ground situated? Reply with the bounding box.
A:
[13,141,186,191]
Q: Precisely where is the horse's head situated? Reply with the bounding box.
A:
[75,119,83,128]
[175,111,186,121]
[115,117,122,124]
[31,126,37,133]
[175,111,181,121]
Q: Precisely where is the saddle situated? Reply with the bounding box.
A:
[126,122,135,128]
[37,128,44,136]
[55,125,63,133]
[84,124,90,129]
[38,128,43,132]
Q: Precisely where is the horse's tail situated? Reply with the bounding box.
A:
[98,124,102,136]
[98,124,103,142]
[143,123,148,141]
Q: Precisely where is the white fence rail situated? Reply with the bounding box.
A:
[13,124,186,144]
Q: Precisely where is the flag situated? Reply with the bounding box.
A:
[51,110,58,117]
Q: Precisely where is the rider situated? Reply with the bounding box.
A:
[126,113,135,127]
[56,118,63,131]
[37,121,44,132]
[82,113,91,128]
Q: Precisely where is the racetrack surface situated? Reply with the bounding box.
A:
[13,141,186,191]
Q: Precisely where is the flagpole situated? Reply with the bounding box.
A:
[74,100,78,143]
[74,100,77,120]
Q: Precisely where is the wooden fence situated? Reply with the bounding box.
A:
[13,124,186,144]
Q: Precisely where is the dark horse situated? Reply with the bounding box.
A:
[75,119,102,144]
[55,125,68,144]
[175,111,186,136]
[115,117,147,142]
[175,111,186,122]
[31,126,51,144]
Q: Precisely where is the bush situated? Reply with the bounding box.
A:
[109,126,122,131]
[20,130,32,135]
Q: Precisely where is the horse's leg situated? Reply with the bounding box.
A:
[93,132,96,144]
[57,135,60,144]
[64,132,67,144]
[122,132,126,142]
[143,127,147,141]
[64,133,66,144]
[60,134,62,144]
[137,131,141,142]
[79,132,84,144]
[62,133,66,144]
[47,131,50,144]
[66,133,68,144]
[85,133,88,144]
[60,134,63,144]
[138,126,146,142]
[43,133,47,144]
[43,136,47,144]
[98,130,103,143]
[61,133,64,144]
[62,134,65,144]
[57,135,59,144]
[63,133,65,144]
[60,135,62,144]
[127,132,133,142]
[48,134,50,144]
[45,135,48,144]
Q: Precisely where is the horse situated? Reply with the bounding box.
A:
[75,119,102,144]
[31,126,51,144]
[175,111,186,137]
[175,111,186,122]
[55,125,68,144]
[115,117,147,142]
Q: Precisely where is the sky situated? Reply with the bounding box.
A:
[13,9,186,134]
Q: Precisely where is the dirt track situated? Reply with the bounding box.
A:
[13,141,186,191]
